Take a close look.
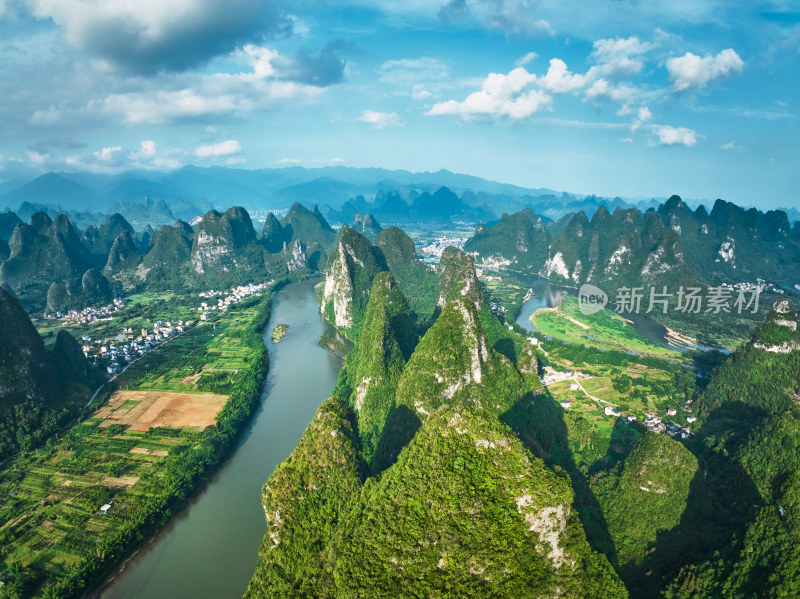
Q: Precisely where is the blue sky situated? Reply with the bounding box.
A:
[0,0,798,208]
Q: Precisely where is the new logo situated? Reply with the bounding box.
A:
[578,284,608,315]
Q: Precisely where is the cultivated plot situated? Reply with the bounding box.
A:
[95,390,227,431]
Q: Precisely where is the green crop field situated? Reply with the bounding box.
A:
[531,296,681,359]
[0,288,274,598]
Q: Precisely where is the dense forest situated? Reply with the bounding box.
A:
[249,230,800,598]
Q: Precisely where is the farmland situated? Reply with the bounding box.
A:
[531,295,681,359]
[94,391,228,432]
[535,335,699,474]
[0,287,274,598]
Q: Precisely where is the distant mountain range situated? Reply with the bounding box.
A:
[0,202,340,313]
[1,166,735,229]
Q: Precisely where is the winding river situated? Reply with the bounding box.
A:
[95,279,344,599]
[513,274,707,353]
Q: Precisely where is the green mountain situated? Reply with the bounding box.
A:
[0,212,94,311]
[658,301,800,597]
[436,246,487,309]
[350,213,382,241]
[261,212,286,253]
[335,405,626,599]
[105,230,142,275]
[373,226,438,322]
[247,400,626,599]
[464,210,549,273]
[393,297,523,420]
[51,330,90,382]
[332,272,417,468]
[0,287,56,407]
[278,203,337,271]
[81,213,134,265]
[466,197,800,290]
[141,220,194,290]
[244,398,362,599]
[592,434,697,572]
[321,226,387,340]
[190,207,260,276]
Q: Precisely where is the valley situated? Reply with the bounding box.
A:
[0,183,797,598]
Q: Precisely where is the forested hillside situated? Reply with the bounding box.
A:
[0,203,337,312]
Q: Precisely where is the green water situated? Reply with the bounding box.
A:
[95,279,344,599]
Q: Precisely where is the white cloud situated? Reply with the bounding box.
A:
[666,49,744,91]
[379,57,449,87]
[195,139,242,157]
[93,146,122,161]
[478,0,554,36]
[515,51,538,67]
[720,141,739,150]
[357,110,404,129]
[589,37,655,79]
[30,105,62,125]
[539,58,586,93]
[277,158,302,164]
[652,125,697,147]
[27,150,48,166]
[411,85,432,100]
[140,140,156,158]
[584,78,635,102]
[427,66,550,120]
[128,140,157,161]
[630,106,652,131]
[96,46,325,124]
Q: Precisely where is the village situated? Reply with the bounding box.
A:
[43,297,125,323]
[540,363,696,440]
[420,236,467,263]
[74,282,270,375]
[197,282,270,321]
[81,319,193,374]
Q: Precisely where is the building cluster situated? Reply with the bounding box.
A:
[43,298,125,324]
[728,278,784,295]
[540,366,588,387]
[420,237,467,262]
[197,282,269,315]
[489,301,506,318]
[81,320,192,374]
[644,414,695,439]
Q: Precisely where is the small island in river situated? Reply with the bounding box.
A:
[272,323,289,343]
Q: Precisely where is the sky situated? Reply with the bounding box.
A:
[0,0,798,209]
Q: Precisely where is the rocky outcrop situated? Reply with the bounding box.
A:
[436,246,486,309]
[351,213,382,240]
[321,226,386,338]
[286,240,307,272]
[752,299,800,353]
[394,297,522,418]
[190,207,258,274]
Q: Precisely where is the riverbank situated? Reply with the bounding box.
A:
[93,278,345,599]
[0,283,281,599]
[530,297,680,360]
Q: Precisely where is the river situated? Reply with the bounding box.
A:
[513,274,709,353]
[95,279,344,599]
